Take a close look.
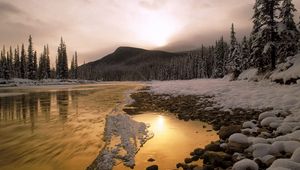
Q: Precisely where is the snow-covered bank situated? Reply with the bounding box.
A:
[150,79,300,114]
[88,113,153,170]
[150,79,300,169]
[0,78,98,87]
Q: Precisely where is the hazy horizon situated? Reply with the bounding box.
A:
[0,0,300,65]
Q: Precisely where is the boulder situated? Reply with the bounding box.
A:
[219,125,242,140]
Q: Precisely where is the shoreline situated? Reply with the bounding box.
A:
[123,88,299,170]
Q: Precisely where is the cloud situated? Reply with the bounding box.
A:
[139,0,168,10]
[0,2,22,15]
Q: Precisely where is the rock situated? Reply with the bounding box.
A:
[203,151,232,168]
[191,155,200,161]
[227,141,250,153]
[204,143,222,152]
[146,165,158,170]
[193,166,203,170]
[176,163,183,169]
[184,157,193,164]
[203,165,214,170]
[123,107,139,115]
[147,158,155,162]
[219,125,242,140]
[193,148,205,156]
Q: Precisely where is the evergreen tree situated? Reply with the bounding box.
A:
[45,45,51,78]
[241,36,251,70]
[20,44,27,79]
[0,46,6,78]
[33,51,38,79]
[251,0,281,71]
[56,38,68,79]
[70,55,75,79]
[8,46,14,78]
[212,37,228,78]
[27,35,35,79]
[226,23,238,74]
[277,0,299,62]
[74,51,78,79]
[14,46,21,78]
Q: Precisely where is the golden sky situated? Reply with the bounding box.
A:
[0,0,300,65]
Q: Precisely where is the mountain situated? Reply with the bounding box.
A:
[78,46,189,81]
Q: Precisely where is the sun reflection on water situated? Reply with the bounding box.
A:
[154,115,165,133]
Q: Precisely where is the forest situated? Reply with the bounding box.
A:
[1,0,300,82]
[78,0,300,81]
[0,36,79,80]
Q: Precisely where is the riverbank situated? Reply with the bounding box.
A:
[0,78,99,87]
[123,79,300,170]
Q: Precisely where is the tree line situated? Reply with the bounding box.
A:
[78,0,300,81]
[0,36,79,80]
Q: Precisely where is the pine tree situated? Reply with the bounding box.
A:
[14,46,21,78]
[2,46,10,79]
[45,45,51,78]
[277,0,299,62]
[251,0,281,71]
[57,38,68,79]
[27,35,35,79]
[70,55,75,79]
[33,51,38,79]
[0,46,6,79]
[20,44,27,79]
[226,23,238,74]
[241,36,251,70]
[74,51,78,79]
[212,37,228,78]
[8,46,14,78]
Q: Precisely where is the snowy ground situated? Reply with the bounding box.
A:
[150,79,300,114]
[150,79,300,169]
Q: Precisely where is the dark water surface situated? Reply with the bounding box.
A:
[0,84,140,170]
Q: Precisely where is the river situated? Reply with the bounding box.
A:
[0,83,218,170]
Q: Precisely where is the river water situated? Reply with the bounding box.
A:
[0,84,141,170]
[0,83,218,170]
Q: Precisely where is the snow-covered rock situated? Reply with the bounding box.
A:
[229,133,249,144]
[232,159,259,170]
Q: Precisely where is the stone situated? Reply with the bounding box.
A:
[203,151,232,169]
[219,125,242,140]
[148,158,155,162]
[184,157,193,164]
[193,148,205,156]
[204,143,222,152]
[146,165,158,170]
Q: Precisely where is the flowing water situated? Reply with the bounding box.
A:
[114,112,219,170]
[0,83,141,170]
[0,83,218,170]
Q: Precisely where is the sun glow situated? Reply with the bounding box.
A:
[135,11,180,47]
[154,115,165,133]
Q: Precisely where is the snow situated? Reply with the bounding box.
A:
[150,77,300,169]
[268,159,300,170]
[150,79,300,113]
[237,68,259,81]
[243,121,257,129]
[229,133,249,144]
[270,54,300,84]
[232,159,259,170]
[90,114,153,169]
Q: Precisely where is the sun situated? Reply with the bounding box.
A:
[135,11,179,47]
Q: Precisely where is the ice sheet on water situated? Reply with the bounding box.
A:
[88,114,153,170]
